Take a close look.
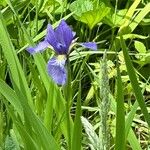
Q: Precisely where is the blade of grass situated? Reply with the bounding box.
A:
[2,0,30,25]
[15,123,39,150]
[125,77,150,139]
[63,59,73,149]
[129,3,150,32]
[0,11,33,108]
[119,34,150,127]
[128,129,142,150]
[0,79,23,118]
[119,0,141,33]
[44,84,55,131]
[0,79,60,150]
[115,65,125,150]
[71,73,82,150]
[125,101,138,139]
[2,100,37,150]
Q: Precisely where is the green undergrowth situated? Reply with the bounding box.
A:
[0,0,150,149]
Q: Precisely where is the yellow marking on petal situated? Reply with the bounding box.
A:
[57,55,66,61]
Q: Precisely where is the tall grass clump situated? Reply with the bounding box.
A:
[0,0,150,149]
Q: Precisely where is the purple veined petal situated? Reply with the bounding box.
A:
[27,40,49,54]
[45,24,60,53]
[79,42,97,50]
[47,56,67,85]
[55,20,74,54]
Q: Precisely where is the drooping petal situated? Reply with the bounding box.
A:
[47,56,67,85]
[55,20,74,54]
[27,40,49,54]
[79,42,97,50]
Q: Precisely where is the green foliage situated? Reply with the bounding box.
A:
[115,65,125,150]
[0,0,150,149]
[81,116,100,150]
[70,0,110,29]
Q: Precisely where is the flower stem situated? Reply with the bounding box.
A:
[63,58,72,149]
[99,52,110,150]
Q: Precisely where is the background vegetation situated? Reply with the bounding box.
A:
[0,0,150,149]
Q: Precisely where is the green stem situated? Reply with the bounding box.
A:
[99,52,110,150]
[64,58,72,150]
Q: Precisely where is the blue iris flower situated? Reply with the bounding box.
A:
[27,20,97,85]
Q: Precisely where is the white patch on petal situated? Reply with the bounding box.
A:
[56,55,66,66]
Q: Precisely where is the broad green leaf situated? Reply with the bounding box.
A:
[134,41,147,53]
[70,0,110,29]
[39,0,67,14]
[80,6,110,29]
[104,9,127,27]
[70,0,93,18]
[81,116,100,149]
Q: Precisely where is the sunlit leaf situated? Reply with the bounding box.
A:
[134,41,147,53]
[70,0,110,29]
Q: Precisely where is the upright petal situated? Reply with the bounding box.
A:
[27,40,49,54]
[55,20,74,54]
[45,24,60,53]
[47,56,67,85]
[79,42,97,50]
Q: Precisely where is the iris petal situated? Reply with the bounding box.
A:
[47,57,67,85]
[79,42,97,50]
[27,41,49,54]
[45,24,61,53]
[55,20,73,54]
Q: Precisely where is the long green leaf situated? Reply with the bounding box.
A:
[0,11,33,108]
[0,79,59,150]
[119,35,150,127]
[128,129,142,150]
[0,79,23,118]
[115,66,125,150]
[71,77,82,150]
[129,3,150,32]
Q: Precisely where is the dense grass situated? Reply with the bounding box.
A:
[0,0,150,149]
